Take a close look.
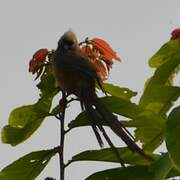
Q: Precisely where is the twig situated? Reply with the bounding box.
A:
[55,93,78,179]
[67,97,80,104]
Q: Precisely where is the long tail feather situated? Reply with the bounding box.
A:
[97,123,125,167]
[81,94,125,166]
[93,95,153,161]
[82,99,104,147]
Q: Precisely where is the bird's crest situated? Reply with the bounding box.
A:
[62,30,78,42]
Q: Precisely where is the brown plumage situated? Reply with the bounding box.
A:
[52,31,153,165]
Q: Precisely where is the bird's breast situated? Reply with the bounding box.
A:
[52,50,96,97]
[53,65,93,96]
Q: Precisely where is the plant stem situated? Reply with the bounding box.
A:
[58,92,67,180]
[64,159,73,168]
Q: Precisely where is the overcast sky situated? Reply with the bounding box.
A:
[0,0,179,179]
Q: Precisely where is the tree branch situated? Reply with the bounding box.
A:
[58,92,67,180]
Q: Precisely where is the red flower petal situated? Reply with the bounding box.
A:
[171,28,180,40]
[28,59,44,73]
[94,60,107,80]
[80,45,107,80]
[29,48,48,76]
[80,45,92,54]
[29,59,35,73]
[91,38,121,61]
[79,38,122,81]
[102,58,113,71]
[32,48,49,62]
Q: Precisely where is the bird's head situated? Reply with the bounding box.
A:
[58,30,79,51]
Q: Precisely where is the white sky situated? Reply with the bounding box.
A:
[0,0,179,179]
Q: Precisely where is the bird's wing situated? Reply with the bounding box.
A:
[54,50,105,92]
[62,51,98,78]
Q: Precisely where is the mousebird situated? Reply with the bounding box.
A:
[52,31,152,165]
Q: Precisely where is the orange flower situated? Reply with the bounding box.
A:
[80,45,92,54]
[29,48,49,79]
[171,28,180,40]
[94,60,107,80]
[91,38,121,62]
[80,38,121,80]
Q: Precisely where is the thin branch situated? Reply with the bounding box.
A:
[67,97,80,104]
[57,92,67,180]
[55,114,62,120]
[54,94,79,179]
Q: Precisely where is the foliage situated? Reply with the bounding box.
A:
[0,30,180,180]
[0,149,57,180]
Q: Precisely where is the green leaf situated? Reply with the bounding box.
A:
[149,40,180,68]
[136,43,180,151]
[1,99,51,146]
[86,153,176,180]
[140,86,180,115]
[2,68,59,146]
[50,105,61,115]
[149,153,173,180]
[141,40,180,114]
[102,83,137,100]
[8,104,48,128]
[37,67,58,97]
[68,112,87,128]
[2,119,44,146]
[71,147,158,165]
[0,149,57,180]
[86,165,180,180]
[101,97,164,126]
[166,168,180,179]
[86,166,155,180]
[166,106,180,171]
[140,57,180,115]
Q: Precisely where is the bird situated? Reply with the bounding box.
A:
[52,30,152,165]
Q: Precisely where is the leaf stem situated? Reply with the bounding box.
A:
[65,128,72,134]
[64,159,74,168]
